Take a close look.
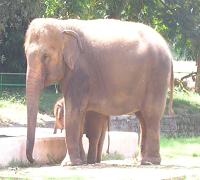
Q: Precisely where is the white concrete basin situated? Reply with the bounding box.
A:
[0,128,138,167]
[0,128,66,167]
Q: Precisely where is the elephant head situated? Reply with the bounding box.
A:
[24,18,83,163]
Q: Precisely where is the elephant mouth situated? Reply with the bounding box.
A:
[44,79,59,88]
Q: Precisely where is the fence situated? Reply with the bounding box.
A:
[0,71,194,87]
[0,73,26,91]
[0,73,59,92]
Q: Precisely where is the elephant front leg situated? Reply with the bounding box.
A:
[61,70,89,166]
[61,110,85,166]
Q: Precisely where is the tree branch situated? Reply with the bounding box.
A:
[158,0,178,14]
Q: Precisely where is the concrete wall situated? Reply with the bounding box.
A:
[110,114,200,137]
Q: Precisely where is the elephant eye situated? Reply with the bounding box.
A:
[42,53,50,64]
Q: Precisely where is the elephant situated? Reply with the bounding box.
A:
[24,18,174,166]
[53,98,64,134]
[53,98,110,164]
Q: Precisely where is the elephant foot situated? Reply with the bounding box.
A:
[87,159,96,164]
[140,156,161,165]
[26,152,35,164]
[61,158,83,166]
[61,155,84,166]
[80,154,87,164]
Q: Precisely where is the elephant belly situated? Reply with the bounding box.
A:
[88,92,141,116]
[88,67,147,116]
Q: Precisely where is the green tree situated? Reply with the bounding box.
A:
[1,0,199,92]
[154,0,200,93]
[0,0,41,72]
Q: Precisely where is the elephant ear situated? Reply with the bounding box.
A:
[63,30,83,71]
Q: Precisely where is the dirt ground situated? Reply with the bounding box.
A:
[0,158,200,179]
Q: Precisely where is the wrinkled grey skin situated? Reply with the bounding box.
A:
[25,18,174,166]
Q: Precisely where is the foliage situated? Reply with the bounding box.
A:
[0,0,42,72]
[43,0,124,19]
[0,88,26,106]
[39,88,62,114]
[2,1,200,65]
[42,0,200,58]
[165,88,200,115]
[0,0,200,91]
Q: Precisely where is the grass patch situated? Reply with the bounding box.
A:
[0,87,61,126]
[102,151,125,161]
[192,153,200,157]
[7,158,60,169]
[170,89,200,114]
[160,137,200,159]
[0,87,62,115]
[0,88,26,107]
[8,159,32,168]
[0,89,27,126]
[43,177,87,180]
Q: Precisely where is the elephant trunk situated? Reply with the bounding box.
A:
[26,68,44,163]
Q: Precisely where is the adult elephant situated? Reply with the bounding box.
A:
[25,18,174,166]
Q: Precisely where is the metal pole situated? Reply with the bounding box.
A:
[0,73,2,92]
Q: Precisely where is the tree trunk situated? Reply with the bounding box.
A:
[195,58,200,94]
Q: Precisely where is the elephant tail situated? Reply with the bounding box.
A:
[106,119,110,154]
[168,62,175,116]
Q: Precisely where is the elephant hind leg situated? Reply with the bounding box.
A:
[96,128,106,163]
[53,126,57,134]
[135,111,146,161]
[79,136,87,163]
[137,73,168,165]
[86,112,109,164]
[87,138,98,164]
[136,110,161,165]
[79,115,87,163]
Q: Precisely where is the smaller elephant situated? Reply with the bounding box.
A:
[53,98,110,164]
[53,98,64,134]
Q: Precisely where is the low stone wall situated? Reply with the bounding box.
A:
[110,114,200,137]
